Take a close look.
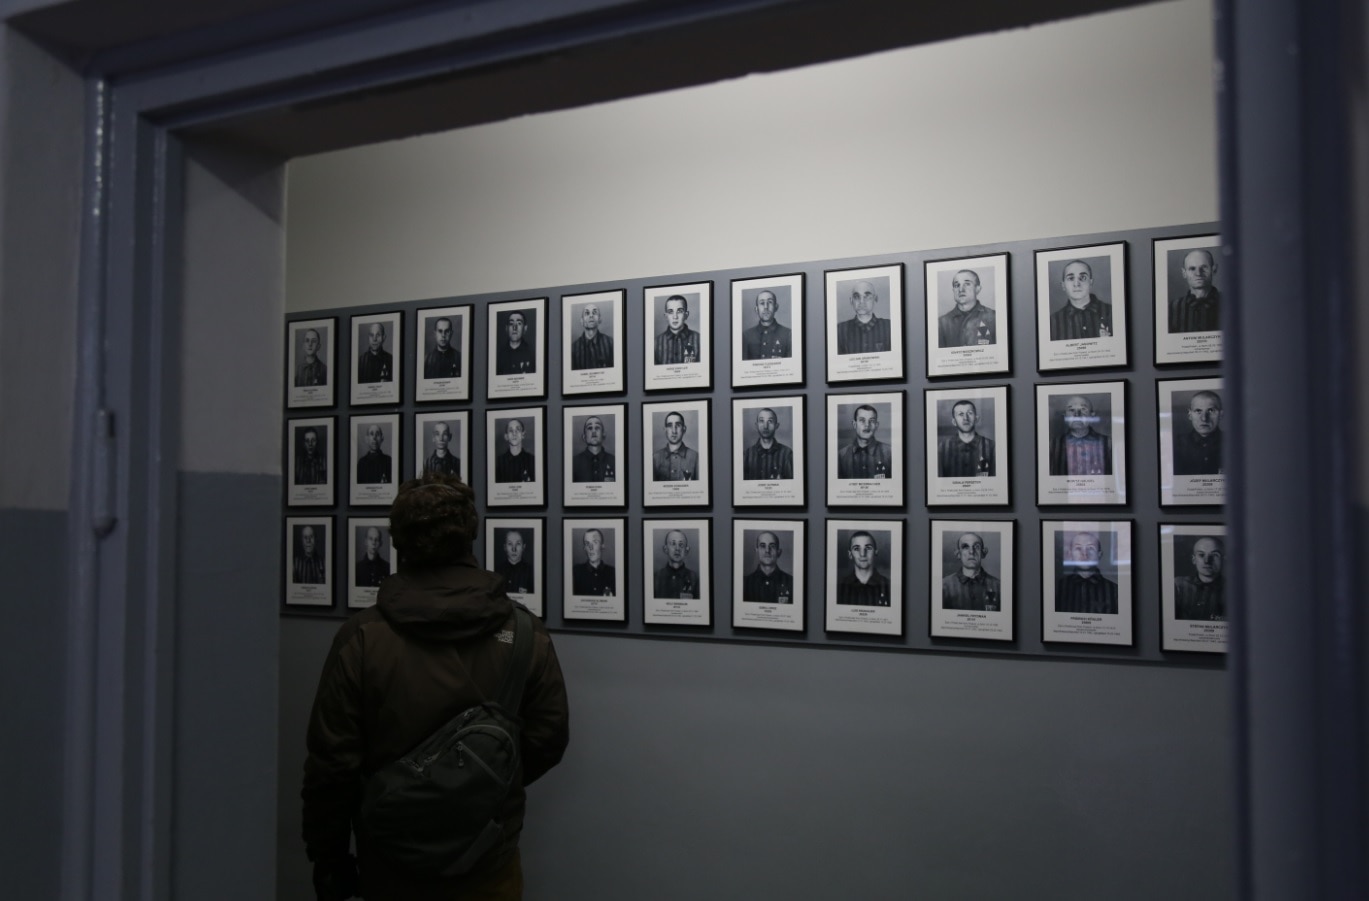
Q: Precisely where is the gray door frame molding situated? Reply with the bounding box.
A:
[53,0,1369,897]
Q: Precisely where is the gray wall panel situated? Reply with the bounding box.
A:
[173,472,279,901]
[278,624,1232,899]
[0,508,66,898]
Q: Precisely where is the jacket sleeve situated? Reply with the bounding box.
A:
[301,620,366,862]
[519,625,570,786]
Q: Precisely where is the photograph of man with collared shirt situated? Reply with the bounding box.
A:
[741,406,794,481]
[940,530,1002,611]
[1047,257,1114,341]
[835,277,892,355]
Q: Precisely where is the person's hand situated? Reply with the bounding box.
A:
[312,853,358,901]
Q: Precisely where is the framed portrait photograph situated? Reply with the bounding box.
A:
[485,406,545,508]
[349,413,400,506]
[286,416,335,507]
[1153,234,1223,364]
[562,517,626,621]
[732,519,805,632]
[414,304,472,402]
[929,520,1014,641]
[643,281,712,391]
[1035,381,1127,506]
[825,519,904,637]
[1159,523,1228,653]
[349,311,402,405]
[563,403,626,508]
[730,273,804,388]
[826,391,905,507]
[825,263,905,383]
[413,410,470,482]
[731,396,805,507]
[286,317,335,408]
[562,289,625,395]
[486,517,545,618]
[486,297,547,401]
[924,253,1010,378]
[641,399,710,507]
[924,385,1009,506]
[642,519,712,626]
[1040,519,1134,646]
[284,516,333,607]
[346,517,394,609]
[1157,377,1225,506]
[1035,242,1128,371]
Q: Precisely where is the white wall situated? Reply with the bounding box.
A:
[286,0,1215,311]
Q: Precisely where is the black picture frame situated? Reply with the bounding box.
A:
[413,410,470,483]
[641,398,711,508]
[284,515,333,608]
[485,517,546,618]
[825,390,905,507]
[563,517,627,622]
[1158,522,1228,653]
[824,518,904,637]
[1034,380,1128,506]
[562,402,627,508]
[486,406,546,508]
[562,289,625,395]
[730,272,805,388]
[486,297,548,401]
[731,395,806,507]
[1034,241,1128,371]
[286,416,335,507]
[1152,234,1223,364]
[1156,376,1225,506]
[349,412,400,506]
[824,262,905,383]
[1040,519,1135,646]
[414,304,473,402]
[643,280,713,392]
[349,310,403,405]
[923,385,1010,506]
[928,519,1015,641]
[346,516,394,609]
[642,518,712,626]
[923,252,1011,378]
[732,518,805,633]
[286,317,336,409]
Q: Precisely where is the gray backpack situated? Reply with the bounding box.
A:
[358,607,534,877]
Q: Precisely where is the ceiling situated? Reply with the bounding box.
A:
[8,0,1150,159]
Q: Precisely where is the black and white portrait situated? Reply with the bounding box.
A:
[562,289,625,395]
[731,273,804,388]
[1157,377,1225,506]
[562,403,626,508]
[1153,234,1223,364]
[350,311,402,405]
[824,519,903,636]
[1040,520,1134,646]
[415,305,472,402]
[641,399,710,507]
[287,416,334,506]
[347,517,392,609]
[285,516,332,606]
[486,297,547,400]
[824,263,904,383]
[924,386,1009,506]
[732,396,805,507]
[732,520,805,633]
[413,410,469,483]
[349,413,399,506]
[643,520,711,625]
[485,517,544,617]
[562,518,626,621]
[485,406,545,508]
[929,520,1014,641]
[1035,243,1128,371]
[826,391,905,507]
[1160,523,1228,653]
[1035,381,1127,506]
[924,253,1010,377]
[643,281,712,391]
[287,318,335,408]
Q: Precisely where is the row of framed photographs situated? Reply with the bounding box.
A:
[285,234,1225,409]
[286,376,1224,510]
[283,515,1226,653]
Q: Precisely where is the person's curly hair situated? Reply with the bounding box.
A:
[388,473,478,566]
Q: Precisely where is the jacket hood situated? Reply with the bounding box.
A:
[376,555,513,641]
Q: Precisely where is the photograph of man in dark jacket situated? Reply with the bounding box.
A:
[302,473,570,900]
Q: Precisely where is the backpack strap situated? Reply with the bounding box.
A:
[494,606,535,713]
